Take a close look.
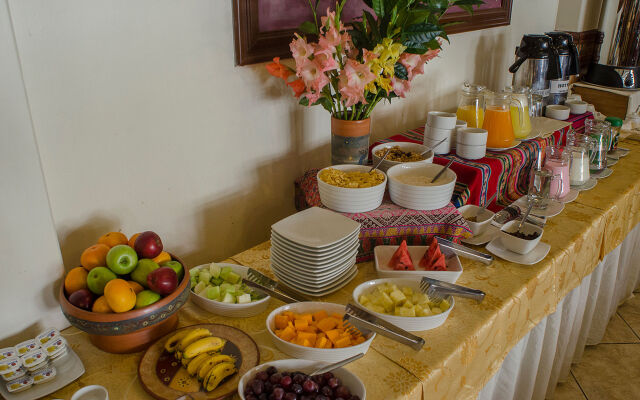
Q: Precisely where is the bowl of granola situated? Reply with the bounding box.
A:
[371,142,434,172]
[317,165,387,213]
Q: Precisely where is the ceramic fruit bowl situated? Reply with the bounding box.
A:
[59,254,190,354]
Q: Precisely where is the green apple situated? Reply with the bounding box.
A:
[131,259,159,288]
[162,260,184,282]
[106,245,138,275]
[135,290,161,309]
[86,267,117,295]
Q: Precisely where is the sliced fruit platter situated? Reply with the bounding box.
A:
[139,324,259,400]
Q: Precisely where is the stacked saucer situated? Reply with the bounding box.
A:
[270,207,361,296]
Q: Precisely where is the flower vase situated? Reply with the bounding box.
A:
[331,117,371,165]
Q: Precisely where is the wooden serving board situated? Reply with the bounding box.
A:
[139,324,259,400]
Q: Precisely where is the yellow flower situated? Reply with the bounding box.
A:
[371,38,406,77]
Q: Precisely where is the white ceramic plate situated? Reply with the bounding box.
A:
[238,359,366,400]
[486,237,551,265]
[271,207,360,248]
[571,177,597,191]
[265,302,375,362]
[189,264,271,317]
[607,157,618,166]
[270,241,358,268]
[592,168,613,179]
[486,140,521,151]
[519,130,541,141]
[273,264,358,296]
[559,188,579,203]
[270,254,356,282]
[514,197,564,218]
[609,148,629,158]
[461,224,500,246]
[271,230,359,254]
[352,278,454,332]
[373,245,462,283]
[0,347,85,400]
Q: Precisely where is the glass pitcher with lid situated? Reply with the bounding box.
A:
[585,120,610,173]
[543,146,570,197]
[482,91,524,148]
[456,82,486,128]
[503,86,532,138]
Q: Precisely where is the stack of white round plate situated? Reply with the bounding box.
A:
[270,207,361,296]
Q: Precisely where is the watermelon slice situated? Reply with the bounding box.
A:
[419,238,448,271]
[388,240,415,271]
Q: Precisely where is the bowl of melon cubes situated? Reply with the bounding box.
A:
[190,262,270,317]
[266,302,375,362]
[353,278,453,331]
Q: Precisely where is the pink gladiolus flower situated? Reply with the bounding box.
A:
[314,52,338,73]
[317,25,342,56]
[290,35,315,64]
[421,49,440,63]
[392,76,411,98]
[338,59,376,106]
[297,58,329,96]
[399,53,422,80]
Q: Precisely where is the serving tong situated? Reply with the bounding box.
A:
[435,237,493,265]
[419,277,485,303]
[245,268,308,303]
[342,303,425,350]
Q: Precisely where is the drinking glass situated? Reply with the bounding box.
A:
[528,169,563,208]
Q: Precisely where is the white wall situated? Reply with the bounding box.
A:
[556,0,603,31]
[0,0,67,342]
[0,0,559,339]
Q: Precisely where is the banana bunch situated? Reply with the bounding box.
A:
[164,328,237,391]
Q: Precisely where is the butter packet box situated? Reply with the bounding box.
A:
[0,357,21,374]
[6,375,33,393]
[1,366,26,382]
[32,366,56,385]
[21,349,47,371]
[15,339,39,356]
[36,328,61,346]
[43,336,67,360]
[0,347,17,361]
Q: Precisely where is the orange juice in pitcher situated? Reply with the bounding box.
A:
[482,91,520,148]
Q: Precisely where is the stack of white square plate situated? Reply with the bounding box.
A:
[270,207,361,296]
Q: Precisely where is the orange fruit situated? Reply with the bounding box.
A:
[97,232,128,248]
[127,280,144,294]
[64,267,89,294]
[92,296,113,313]
[152,251,171,264]
[103,279,136,313]
[80,244,110,271]
[128,233,141,248]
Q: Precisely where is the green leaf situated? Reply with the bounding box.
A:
[406,9,431,26]
[394,62,408,80]
[316,97,333,113]
[402,23,445,48]
[298,21,318,35]
[362,0,373,7]
[372,0,385,17]
[299,97,310,106]
[363,11,380,43]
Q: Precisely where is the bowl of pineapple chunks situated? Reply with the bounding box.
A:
[352,278,454,331]
[190,263,270,317]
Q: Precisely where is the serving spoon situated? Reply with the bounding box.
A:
[369,147,392,173]
[431,159,454,183]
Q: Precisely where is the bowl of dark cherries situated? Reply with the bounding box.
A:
[238,359,366,400]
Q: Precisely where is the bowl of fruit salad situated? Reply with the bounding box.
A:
[238,359,366,400]
[190,263,270,317]
[352,278,454,332]
[266,302,375,362]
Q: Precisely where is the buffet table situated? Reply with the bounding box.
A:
[49,136,640,400]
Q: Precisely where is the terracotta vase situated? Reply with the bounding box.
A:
[331,117,371,165]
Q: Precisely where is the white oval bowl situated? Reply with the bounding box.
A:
[189,263,271,318]
[317,165,386,213]
[456,143,486,160]
[424,126,454,140]
[423,137,452,154]
[266,302,375,362]
[566,100,587,114]
[499,220,544,254]
[457,128,488,146]
[545,105,570,120]
[427,111,457,129]
[387,163,456,210]
[458,204,495,236]
[371,142,434,172]
[238,359,366,400]
[352,278,454,331]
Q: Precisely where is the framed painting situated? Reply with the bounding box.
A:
[233,0,513,66]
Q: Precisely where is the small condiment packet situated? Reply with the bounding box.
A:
[21,349,47,369]
[0,347,16,361]
[26,360,49,373]
[1,366,26,381]
[6,375,33,393]
[32,366,56,385]
[43,336,66,358]
[36,328,61,346]
[15,339,39,356]
[0,357,20,373]
[49,347,68,361]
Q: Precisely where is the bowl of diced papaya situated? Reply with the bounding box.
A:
[266,302,375,362]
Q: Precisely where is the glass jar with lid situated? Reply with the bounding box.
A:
[585,120,611,173]
[604,116,623,152]
[456,82,485,128]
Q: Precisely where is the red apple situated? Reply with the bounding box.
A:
[147,267,178,296]
[134,231,163,259]
[68,289,94,310]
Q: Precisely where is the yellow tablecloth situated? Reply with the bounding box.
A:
[47,138,640,400]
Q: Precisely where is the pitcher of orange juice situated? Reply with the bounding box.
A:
[456,82,485,128]
[482,91,524,148]
[504,86,532,138]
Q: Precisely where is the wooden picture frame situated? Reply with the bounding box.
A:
[233,0,513,66]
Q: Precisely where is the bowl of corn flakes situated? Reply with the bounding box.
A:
[317,165,387,213]
[371,142,434,172]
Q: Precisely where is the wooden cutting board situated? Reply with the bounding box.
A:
[139,324,259,400]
